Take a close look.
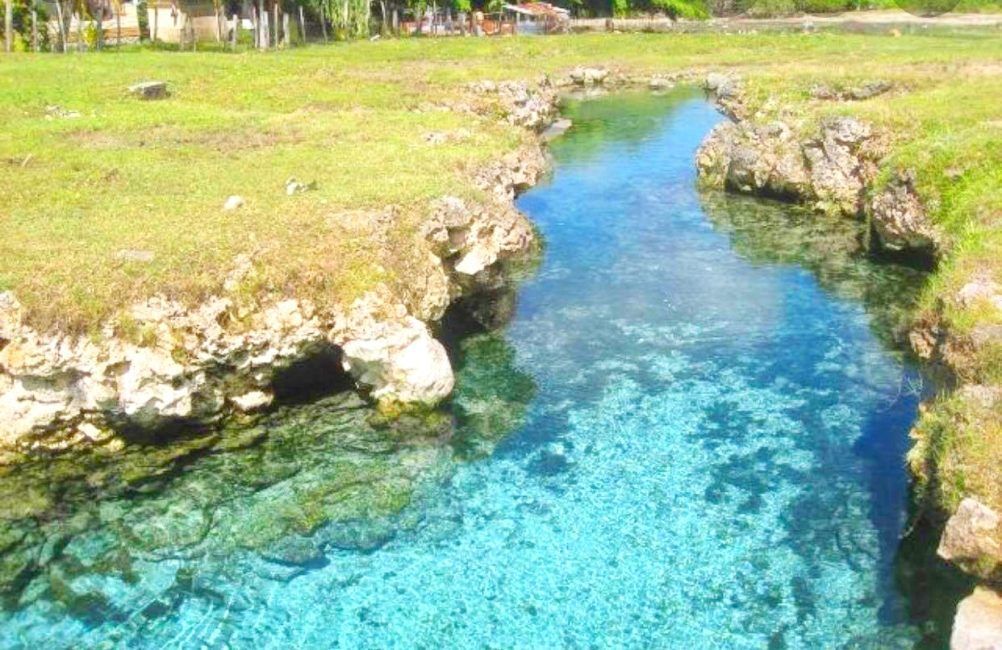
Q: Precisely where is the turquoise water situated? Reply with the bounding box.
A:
[0,89,953,648]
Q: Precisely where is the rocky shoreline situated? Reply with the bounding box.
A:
[696,71,1002,648]
[0,81,555,464]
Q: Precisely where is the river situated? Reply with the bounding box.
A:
[0,88,961,648]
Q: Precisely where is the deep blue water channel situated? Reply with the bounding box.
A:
[0,89,954,648]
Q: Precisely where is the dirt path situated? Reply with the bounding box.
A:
[572,9,1002,32]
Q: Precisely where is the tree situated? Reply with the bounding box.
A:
[5,0,12,52]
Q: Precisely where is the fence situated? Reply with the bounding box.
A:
[15,0,539,52]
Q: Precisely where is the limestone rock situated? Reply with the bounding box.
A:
[648,75,674,91]
[849,80,892,101]
[704,72,745,119]
[698,114,877,217]
[128,81,169,100]
[231,390,274,412]
[951,587,1002,650]
[569,67,609,86]
[939,498,1002,580]
[958,276,1002,313]
[285,177,316,195]
[542,118,572,141]
[871,169,939,253]
[810,80,892,102]
[696,121,810,201]
[341,316,454,405]
[802,116,875,215]
[469,79,558,131]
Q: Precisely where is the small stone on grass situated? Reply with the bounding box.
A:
[129,81,169,101]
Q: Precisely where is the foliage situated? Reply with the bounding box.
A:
[650,0,709,18]
[0,0,49,51]
[323,0,370,38]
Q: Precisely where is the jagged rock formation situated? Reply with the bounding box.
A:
[696,113,880,216]
[696,73,940,257]
[871,168,940,254]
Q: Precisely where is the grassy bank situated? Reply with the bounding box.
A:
[0,32,999,332]
[1,32,1000,534]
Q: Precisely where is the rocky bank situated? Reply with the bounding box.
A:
[0,80,556,464]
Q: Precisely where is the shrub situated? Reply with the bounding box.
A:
[0,0,50,51]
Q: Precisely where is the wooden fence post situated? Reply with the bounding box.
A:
[259,0,268,47]
[319,5,327,42]
[4,0,12,53]
[272,2,277,47]
[152,0,159,42]
[298,5,304,42]
[231,12,237,48]
[282,11,289,46]
[31,0,39,51]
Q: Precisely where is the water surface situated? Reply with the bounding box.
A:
[0,89,950,648]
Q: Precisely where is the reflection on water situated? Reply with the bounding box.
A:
[0,88,958,648]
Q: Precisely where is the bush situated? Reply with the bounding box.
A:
[744,0,797,16]
[0,0,50,50]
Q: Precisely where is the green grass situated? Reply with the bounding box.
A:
[2,33,999,334]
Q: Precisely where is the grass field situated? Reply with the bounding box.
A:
[1,32,999,333]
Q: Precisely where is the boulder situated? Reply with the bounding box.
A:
[951,587,1002,650]
[695,120,810,201]
[569,67,609,86]
[870,169,939,254]
[231,390,274,413]
[802,116,875,215]
[939,497,1002,580]
[340,316,454,406]
[128,81,169,100]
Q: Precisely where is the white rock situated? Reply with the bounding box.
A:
[939,498,1001,565]
[951,587,1002,650]
[958,277,1002,312]
[231,390,274,412]
[223,195,245,211]
[128,81,169,100]
[341,316,454,405]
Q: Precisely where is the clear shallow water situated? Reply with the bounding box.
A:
[0,90,954,648]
